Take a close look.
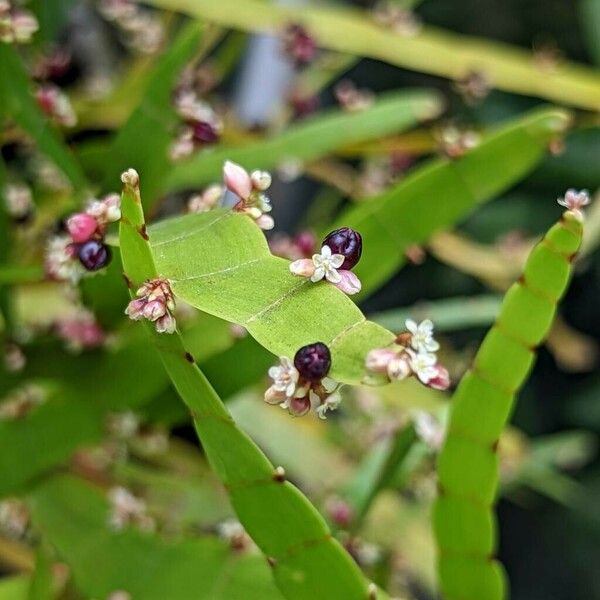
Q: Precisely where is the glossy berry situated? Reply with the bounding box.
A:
[78,240,111,271]
[191,121,219,144]
[294,342,331,381]
[322,227,362,270]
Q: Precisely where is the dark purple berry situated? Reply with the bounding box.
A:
[322,227,362,270]
[191,121,219,144]
[78,240,111,271]
[294,342,331,382]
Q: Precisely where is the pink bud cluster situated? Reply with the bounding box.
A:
[269,231,316,261]
[282,23,318,67]
[187,184,224,214]
[98,0,164,54]
[365,319,450,391]
[223,161,274,230]
[125,277,177,334]
[170,90,222,160]
[0,1,38,44]
[45,194,120,282]
[35,85,77,128]
[334,80,374,113]
[55,309,106,352]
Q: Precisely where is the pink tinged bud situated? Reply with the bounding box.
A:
[143,300,166,321]
[254,213,275,230]
[365,348,397,373]
[294,231,316,257]
[223,161,252,200]
[326,498,354,528]
[334,270,362,295]
[125,298,146,320]
[155,312,176,334]
[289,258,315,278]
[387,355,411,381]
[287,395,311,417]
[67,213,98,243]
[426,364,451,390]
[264,386,287,405]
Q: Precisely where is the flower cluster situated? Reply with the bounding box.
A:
[557,188,590,221]
[187,184,224,213]
[4,182,33,223]
[334,80,374,113]
[372,1,421,36]
[170,90,222,160]
[0,498,29,540]
[0,385,46,421]
[45,194,119,282]
[35,84,77,127]
[365,319,450,390]
[107,486,155,532]
[125,277,177,334]
[98,0,163,54]
[264,342,342,419]
[436,125,480,159]
[282,23,318,67]
[289,227,362,295]
[270,230,316,261]
[216,519,254,552]
[55,309,107,352]
[0,1,38,44]
[223,160,274,230]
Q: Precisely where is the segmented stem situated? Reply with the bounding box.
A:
[433,212,583,600]
[119,175,381,600]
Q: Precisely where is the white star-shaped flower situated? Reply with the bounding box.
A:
[267,356,299,397]
[311,245,345,283]
[406,319,440,353]
[407,349,438,384]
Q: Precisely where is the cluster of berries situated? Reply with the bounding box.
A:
[289,227,363,295]
[46,194,120,283]
[265,342,342,419]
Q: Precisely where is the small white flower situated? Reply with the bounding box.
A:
[557,188,590,218]
[406,319,440,353]
[267,356,299,398]
[311,245,345,283]
[407,349,438,384]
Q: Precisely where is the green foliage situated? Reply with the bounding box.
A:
[119,176,381,600]
[28,475,283,600]
[149,207,395,384]
[433,212,583,600]
[144,0,600,110]
[0,46,87,191]
[162,89,443,193]
[335,108,571,297]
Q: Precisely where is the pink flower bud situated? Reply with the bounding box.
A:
[124,298,146,320]
[294,231,316,257]
[334,270,362,295]
[289,258,315,278]
[287,395,311,417]
[143,300,166,321]
[387,355,411,381]
[155,312,176,334]
[254,213,275,230]
[264,386,287,405]
[67,213,98,243]
[427,364,451,390]
[365,348,397,373]
[223,160,252,201]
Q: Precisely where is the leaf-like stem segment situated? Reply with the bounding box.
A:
[433,212,583,600]
[119,173,383,600]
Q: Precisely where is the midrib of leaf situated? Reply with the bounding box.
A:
[334,107,572,298]
[144,0,600,111]
[433,212,583,600]
[149,208,395,384]
[119,176,381,600]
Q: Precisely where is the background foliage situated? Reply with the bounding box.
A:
[1,1,599,600]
